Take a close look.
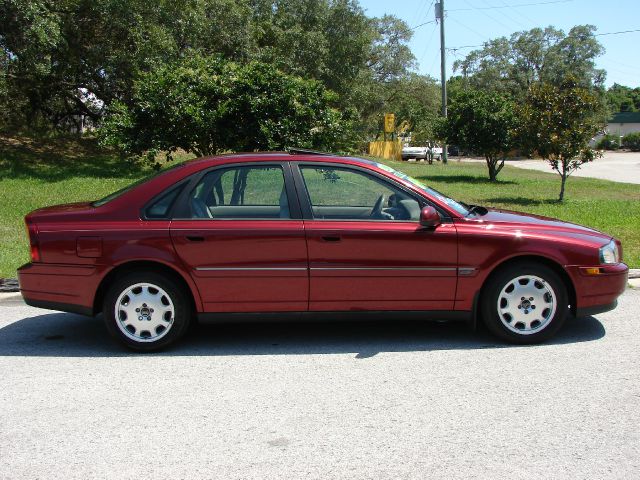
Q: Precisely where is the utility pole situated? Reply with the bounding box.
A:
[436,1,448,164]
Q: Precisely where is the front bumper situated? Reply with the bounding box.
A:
[567,263,628,317]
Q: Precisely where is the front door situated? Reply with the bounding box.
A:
[170,163,308,312]
[295,164,458,311]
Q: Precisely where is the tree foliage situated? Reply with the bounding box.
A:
[605,83,640,114]
[453,25,605,97]
[99,56,352,160]
[1,0,421,138]
[517,78,604,201]
[435,89,517,181]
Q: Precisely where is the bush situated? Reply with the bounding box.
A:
[595,134,620,150]
[99,55,356,161]
[622,132,640,151]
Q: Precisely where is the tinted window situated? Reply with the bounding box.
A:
[145,185,183,219]
[300,166,420,221]
[186,165,290,219]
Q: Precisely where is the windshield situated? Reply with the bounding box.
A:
[374,162,470,216]
[92,163,185,207]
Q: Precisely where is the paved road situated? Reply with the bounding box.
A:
[456,151,640,184]
[506,152,640,184]
[1,290,639,479]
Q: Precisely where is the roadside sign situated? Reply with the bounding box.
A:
[384,113,395,133]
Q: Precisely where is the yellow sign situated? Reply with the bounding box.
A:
[384,113,395,133]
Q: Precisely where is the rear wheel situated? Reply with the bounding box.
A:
[481,262,568,344]
[103,271,191,351]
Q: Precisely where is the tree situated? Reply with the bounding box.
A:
[99,56,353,160]
[0,0,255,130]
[605,83,640,114]
[434,89,517,181]
[1,0,415,141]
[453,25,605,97]
[517,78,604,201]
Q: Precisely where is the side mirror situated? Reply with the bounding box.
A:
[420,206,441,228]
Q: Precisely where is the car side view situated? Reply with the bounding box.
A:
[18,151,628,351]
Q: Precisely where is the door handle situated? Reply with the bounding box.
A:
[185,235,205,242]
[321,235,341,242]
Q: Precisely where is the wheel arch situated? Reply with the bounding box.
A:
[478,254,577,315]
[93,260,200,316]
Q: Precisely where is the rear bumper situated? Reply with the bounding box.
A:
[18,262,99,316]
[567,263,628,317]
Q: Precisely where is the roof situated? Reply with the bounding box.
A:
[609,112,640,124]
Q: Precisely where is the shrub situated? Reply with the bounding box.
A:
[622,132,640,151]
[595,134,620,150]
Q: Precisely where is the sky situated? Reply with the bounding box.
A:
[359,0,640,88]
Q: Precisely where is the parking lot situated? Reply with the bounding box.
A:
[1,289,639,479]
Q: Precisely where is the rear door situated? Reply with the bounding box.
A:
[170,162,308,312]
[293,163,458,311]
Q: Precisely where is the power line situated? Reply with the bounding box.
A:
[411,0,436,30]
[411,20,437,31]
[462,0,512,31]
[447,28,640,51]
[595,28,640,37]
[447,0,573,12]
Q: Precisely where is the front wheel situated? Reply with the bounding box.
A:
[103,271,191,351]
[481,263,568,344]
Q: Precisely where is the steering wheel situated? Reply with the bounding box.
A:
[370,194,386,219]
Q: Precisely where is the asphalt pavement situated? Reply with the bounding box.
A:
[457,151,640,184]
[1,289,639,479]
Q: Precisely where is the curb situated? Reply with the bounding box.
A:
[630,269,640,279]
[0,278,19,293]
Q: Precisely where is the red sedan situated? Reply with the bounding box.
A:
[18,152,628,351]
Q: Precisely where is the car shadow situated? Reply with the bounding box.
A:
[0,312,606,358]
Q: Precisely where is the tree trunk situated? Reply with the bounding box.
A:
[487,156,497,181]
[558,159,568,202]
[558,171,567,201]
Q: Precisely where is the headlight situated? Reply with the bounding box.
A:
[599,240,619,264]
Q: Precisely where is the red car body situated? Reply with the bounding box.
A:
[18,153,628,346]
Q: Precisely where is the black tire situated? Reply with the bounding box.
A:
[480,262,568,344]
[103,271,191,352]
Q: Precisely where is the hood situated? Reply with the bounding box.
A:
[462,208,611,244]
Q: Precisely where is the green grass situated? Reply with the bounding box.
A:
[0,135,193,278]
[1,136,638,277]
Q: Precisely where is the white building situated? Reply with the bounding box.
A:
[607,112,640,137]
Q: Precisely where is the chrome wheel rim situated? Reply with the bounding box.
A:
[497,275,557,335]
[115,283,175,343]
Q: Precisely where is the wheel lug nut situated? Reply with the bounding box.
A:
[138,316,143,320]
[531,306,536,310]
[521,297,525,300]
[150,309,154,313]
[529,297,533,301]
[518,306,522,309]
[135,308,140,312]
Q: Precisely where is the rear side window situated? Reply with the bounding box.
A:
[186,165,291,219]
[145,185,183,219]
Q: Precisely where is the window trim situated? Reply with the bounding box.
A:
[291,162,452,223]
[171,161,303,221]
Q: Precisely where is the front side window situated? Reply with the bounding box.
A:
[300,166,421,221]
[186,165,290,219]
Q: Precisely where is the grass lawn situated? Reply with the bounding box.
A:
[1,136,639,277]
